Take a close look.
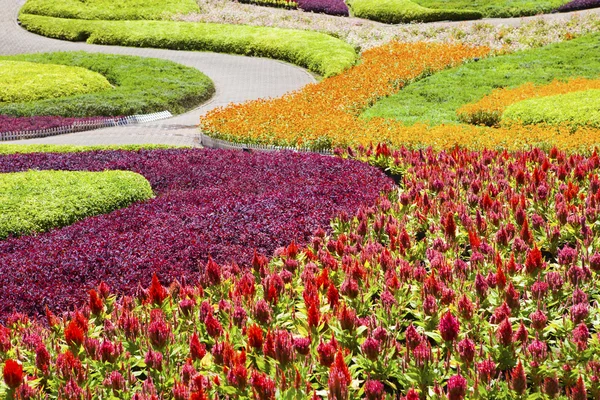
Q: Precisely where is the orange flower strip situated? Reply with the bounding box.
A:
[200,41,490,149]
[457,77,600,127]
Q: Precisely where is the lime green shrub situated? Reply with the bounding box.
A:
[20,0,198,20]
[502,89,600,128]
[0,52,214,117]
[18,15,358,77]
[0,170,153,239]
[0,60,112,103]
[347,0,481,23]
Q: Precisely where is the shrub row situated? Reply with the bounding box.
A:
[0,52,214,117]
[297,0,349,16]
[557,0,600,12]
[0,144,180,155]
[347,0,481,24]
[20,0,199,20]
[0,170,153,240]
[0,61,111,104]
[415,0,569,18]
[2,146,600,398]
[0,149,391,319]
[503,89,600,128]
[19,14,358,77]
[0,115,122,133]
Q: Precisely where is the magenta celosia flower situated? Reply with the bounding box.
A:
[405,324,422,350]
[475,273,489,299]
[232,305,247,328]
[531,280,549,299]
[527,339,547,362]
[104,370,125,391]
[338,304,356,331]
[181,360,197,385]
[457,295,474,320]
[571,303,589,324]
[403,388,420,400]
[361,337,380,361]
[447,374,467,400]
[477,359,496,384]
[589,252,600,271]
[148,317,172,349]
[558,245,578,266]
[413,341,432,367]
[543,376,560,398]
[145,349,163,371]
[496,318,513,347]
[511,361,527,395]
[293,336,311,356]
[340,278,359,299]
[457,338,475,364]
[254,300,272,325]
[172,381,189,400]
[439,311,460,342]
[273,330,294,367]
[364,380,385,400]
[572,323,589,351]
[530,309,548,331]
[62,379,83,399]
[514,322,528,344]
[317,340,336,367]
[99,339,118,363]
[423,295,438,316]
[36,343,51,374]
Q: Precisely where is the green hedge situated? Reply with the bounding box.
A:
[0,60,112,103]
[19,14,358,77]
[0,144,182,154]
[362,33,600,126]
[414,0,569,18]
[20,0,198,20]
[347,0,481,24]
[502,89,600,128]
[0,52,214,117]
[0,170,153,239]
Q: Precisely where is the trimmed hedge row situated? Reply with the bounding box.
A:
[503,89,600,128]
[0,60,112,103]
[0,169,153,239]
[20,0,198,20]
[415,0,569,18]
[0,52,214,117]
[0,144,182,154]
[18,14,358,77]
[347,0,482,24]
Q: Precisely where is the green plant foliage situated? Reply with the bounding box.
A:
[0,60,112,103]
[18,14,358,77]
[20,0,198,20]
[414,0,570,18]
[0,170,153,239]
[0,144,184,154]
[502,89,600,128]
[347,0,482,23]
[0,52,214,117]
[362,33,600,126]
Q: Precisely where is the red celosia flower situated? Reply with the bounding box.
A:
[148,273,167,305]
[439,311,460,342]
[511,361,527,395]
[475,273,488,299]
[190,333,206,360]
[89,289,103,315]
[328,350,351,400]
[293,337,311,356]
[505,283,520,310]
[204,257,221,287]
[496,318,513,347]
[361,337,380,361]
[98,281,111,299]
[317,340,336,367]
[543,376,560,398]
[65,320,85,347]
[263,331,275,359]
[3,359,23,389]
[274,330,294,367]
[307,301,320,329]
[572,323,589,351]
[525,246,544,275]
[364,380,385,400]
[56,350,83,381]
[527,339,547,362]
[338,304,356,331]
[172,381,189,400]
[227,363,248,389]
[62,379,83,399]
[203,313,223,339]
[254,300,272,325]
[571,376,587,400]
[148,317,171,349]
[447,374,467,400]
[247,324,264,350]
[457,295,474,320]
[514,322,528,344]
[0,324,10,352]
[251,370,275,400]
[99,339,118,363]
[36,343,50,374]
[443,212,457,241]
[403,389,420,400]
[327,283,340,309]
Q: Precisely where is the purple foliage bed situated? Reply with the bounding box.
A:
[556,0,600,12]
[0,149,391,320]
[297,0,349,16]
[0,115,120,134]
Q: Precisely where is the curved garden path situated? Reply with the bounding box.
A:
[1,0,600,146]
[0,0,317,146]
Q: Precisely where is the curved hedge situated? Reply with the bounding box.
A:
[0,60,112,103]
[415,0,569,18]
[0,169,153,239]
[18,14,358,77]
[0,52,214,117]
[347,0,482,24]
[20,0,198,20]
[502,89,600,128]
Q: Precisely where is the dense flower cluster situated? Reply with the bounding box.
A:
[557,0,600,12]
[296,0,348,16]
[0,115,122,134]
[457,77,600,126]
[201,41,490,150]
[0,149,391,321]
[2,146,600,398]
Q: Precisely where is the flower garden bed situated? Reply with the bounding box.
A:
[2,146,600,398]
[0,148,391,321]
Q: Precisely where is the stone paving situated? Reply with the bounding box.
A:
[1,0,599,146]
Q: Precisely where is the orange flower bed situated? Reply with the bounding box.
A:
[457,77,600,127]
[201,41,490,149]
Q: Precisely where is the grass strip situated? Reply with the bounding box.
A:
[0,170,153,239]
[19,14,358,77]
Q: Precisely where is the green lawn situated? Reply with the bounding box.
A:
[414,0,569,18]
[20,0,198,20]
[0,170,153,239]
[362,33,600,126]
[19,15,358,77]
[0,52,214,117]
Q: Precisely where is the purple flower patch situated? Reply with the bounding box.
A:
[0,115,121,134]
[0,149,391,320]
[297,0,349,16]
[556,0,600,12]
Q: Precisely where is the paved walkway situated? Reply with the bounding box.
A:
[1,0,599,146]
[0,0,316,146]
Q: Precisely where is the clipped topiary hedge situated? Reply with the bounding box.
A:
[347,0,482,24]
[0,52,214,117]
[18,14,358,77]
[0,169,154,239]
